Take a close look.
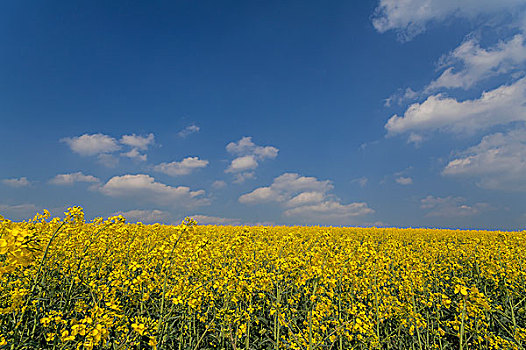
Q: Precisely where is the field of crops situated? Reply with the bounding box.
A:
[0,207,525,349]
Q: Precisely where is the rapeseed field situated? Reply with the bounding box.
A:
[0,207,525,349]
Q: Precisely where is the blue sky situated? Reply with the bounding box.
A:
[1,0,526,229]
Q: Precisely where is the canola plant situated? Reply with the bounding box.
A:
[0,207,525,349]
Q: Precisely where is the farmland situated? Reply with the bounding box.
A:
[0,207,525,349]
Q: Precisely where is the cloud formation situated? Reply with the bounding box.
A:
[351,177,368,187]
[443,128,526,191]
[62,133,155,164]
[212,180,227,189]
[385,77,526,138]
[117,209,172,224]
[420,195,490,217]
[225,137,278,182]
[100,174,209,207]
[427,34,526,91]
[119,133,155,161]
[239,173,373,223]
[121,148,147,161]
[49,172,100,185]
[61,134,121,156]
[2,177,31,187]
[0,203,39,220]
[187,214,241,225]
[154,157,209,176]
[120,133,155,150]
[395,176,413,185]
[372,0,525,41]
[178,124,200,138]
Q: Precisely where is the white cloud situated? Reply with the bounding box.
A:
[407,133,423,146]
[239,173,373,223]
[420,195,490,217]
[187,214,241,225]
[395,176,413,185]
[283,201,374,220]
[61,133,121,156]
[372,0,525,41]
[0,203,39,219]
[212,180,227,189]
[226,136,278,159]
[226,155,257,173]
[240,186,282,204]
[427,34,526,91]
[49,172,100,185]
[120,133,155,150]
[178,124,200,138]
[351,177,368,187]
[153,157,209,176]
[225,137,278,182]
[285,191,325,207]
[116,209,172,223]
[443,128,526,191]
[100,174,209,207]
[239,173,333,204]
[119,133,154,161]
[120,148,147,161]
[233,172,256,184]
[2,177,30,187]
[385,87,419,107]
[62,133,156,165]
[225,136,279,179]
[385,77,526,138]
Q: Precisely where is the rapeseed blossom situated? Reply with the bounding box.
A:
[0,207,524,349]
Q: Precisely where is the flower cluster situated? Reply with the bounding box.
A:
[0,207,525,349]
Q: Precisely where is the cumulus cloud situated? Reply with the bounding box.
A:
[226,136,278,158]
[385,77,526,138]
[420,195,490,217]
[99,174,209,207]
[385,88,419,107]
[118,134,154,161]
[225,137,278,182]
[351,177,368,187]
[121,148,147,161]
[49,172,100,185]
[232,172,255,184]
[395,176,413,185]
[283,201,373,220]
[61,133,155,165]
[372,0,525,41]
[153,157,209,176]
[239,173,332,204]
[226,155,258,173]
[116,209,172,224]
[120,133,155,150]
[212,180,227,189]
[2,177,31,187]
[427,34,526,91]
[178,124,200,138]
[0,203,39,220]
[187,214,241,225]
[61,133,121,156]
[442,128,526,191]
[239,173,373,223]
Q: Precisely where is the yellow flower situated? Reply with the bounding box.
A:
[132,323,146,336]
[148,336,158,349]
[60,330,75,342]
[0,239,8,254]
